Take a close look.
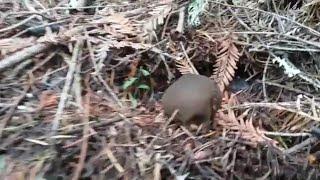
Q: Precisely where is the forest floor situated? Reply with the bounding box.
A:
[1,0,320,179]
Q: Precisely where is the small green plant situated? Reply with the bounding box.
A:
[122,67,152,107]
[188,0,207,27]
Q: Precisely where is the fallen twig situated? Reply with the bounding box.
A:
[105,145,125,174]
[228,102,320,122]
[0,84,30,139]
[284,137,318,154]
[51,40,82,133]
[72,58,90,180]
[0,43,52,71]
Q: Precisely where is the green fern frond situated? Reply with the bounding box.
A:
[187,0,207,27]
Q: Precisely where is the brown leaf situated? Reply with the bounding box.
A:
[211,34,241,91]
[38,90,58,110]
[175,58,197,75]
[216,94,278,147]
[132,114,156,127]
[128,59,140,78]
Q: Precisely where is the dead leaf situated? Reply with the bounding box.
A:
[38,90,58,110]
[211,34,241,92]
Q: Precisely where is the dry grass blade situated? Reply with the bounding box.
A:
[212,35,240,91]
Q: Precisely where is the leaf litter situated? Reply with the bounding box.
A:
[1,0,320,179]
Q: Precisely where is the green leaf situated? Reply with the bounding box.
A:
[187,0,206,27]
[129,93,138,108]
[122,77,138,90]
[139,68,150,76]
[137,84,150,90]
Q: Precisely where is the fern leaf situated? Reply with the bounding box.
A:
[175,58,198,74]
[143,2,172,32]
[211,35,240,91]
[217,94,278,147]
[188,0,207,27]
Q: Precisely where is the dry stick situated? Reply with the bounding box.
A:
[30,50,57,73]
[20,4,135,13]
[150,46,182,61]
[30,0,47,10]
[199,31,320,52]
[263,131,310,137]
[176,7,200,75]
[158,53,175,81]
[105,146,125,174]
[0,43,52,71]
[230,102,320,122]
[72,51,89,180]
[97,75,123,108]
[176,6,185,33]
[85,34,123,108]
[84,30,99,73]
[13,20,67,38]
[24,0,43,13]
[0,15,37,33]
[284,137,318,154]
[228,6,320,89]
[135,39,174,80]
[258,80,315,98]
[153,153,162,180]
[0,85,30,139]
[262,56,270,102]
[6,59,33,80]
[62,131,96,149]
[179,42,199,75]
[210,1,320,37]
[161,10,176,39]
[145,110,179,151]
[228,6,320,90]
[309,96,319,119]
[51,40,82,133]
